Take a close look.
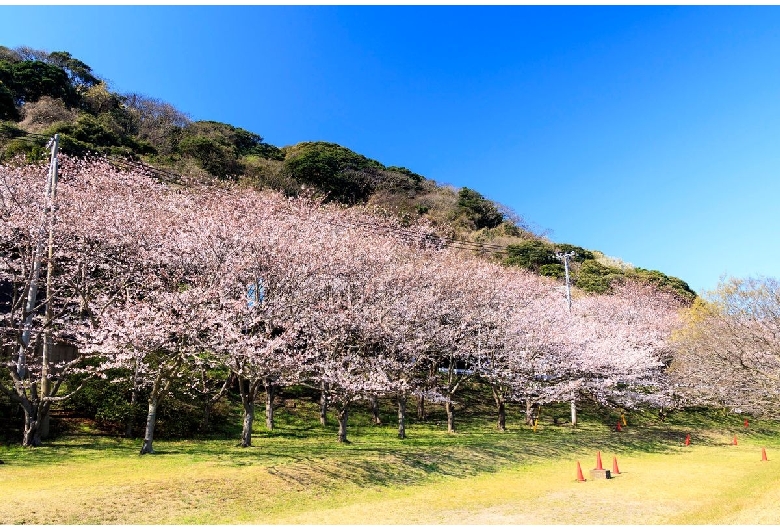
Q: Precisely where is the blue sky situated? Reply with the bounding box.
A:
[3,5,780,294]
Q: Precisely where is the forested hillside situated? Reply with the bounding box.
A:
[0,45,695,302]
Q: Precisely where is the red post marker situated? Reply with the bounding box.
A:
[762,448,768,461]
[596,451,604,470]
[576,461,586,482]
[744,419,749,428]
[616,421,622,432]
[685,433,691,446]
[612,456,621,475]
[731,435,738,446]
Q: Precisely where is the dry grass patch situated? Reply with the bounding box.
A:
[263,444,780,525]
[2,407,779,524]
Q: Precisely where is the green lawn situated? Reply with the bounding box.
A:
[1,402,778,524]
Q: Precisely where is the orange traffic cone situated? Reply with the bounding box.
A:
[732,435,738,446]
[596,451,604,470]
[762,448,768,461]
[612,456,621,475]
[576,461,586,482]
[684,433,691,446]
[616,421,622,432]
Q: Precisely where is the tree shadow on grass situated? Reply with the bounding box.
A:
[254,415,737,491]
[1,404,769,495]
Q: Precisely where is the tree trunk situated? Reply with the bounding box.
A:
[139,397,158,455]
[492,385,506,432]
[397,394,406,440]
[525,398,534,426]
[337,404,349,443]
[417,394,425,420]
[370,394,381,425]
[241,398,255,447]
[201,400,211,433]
[319,381,328,426]
[39,336,53,441]
[21,395,54,447]
[39,396,53,440]
[39,414,50,440]
[445,400,455,433]
[264,381,275,431]
[237,376,259,447]
[22,404,41,447]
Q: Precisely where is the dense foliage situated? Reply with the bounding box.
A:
[457,187,504,230]
[281,141,385,204]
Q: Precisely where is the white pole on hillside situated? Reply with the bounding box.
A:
[40,134,60,439]
[556,251,575,313]
[556,251,577,426]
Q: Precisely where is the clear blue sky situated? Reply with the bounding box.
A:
[3,5,780,294]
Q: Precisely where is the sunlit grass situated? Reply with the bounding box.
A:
[1,400,778,524]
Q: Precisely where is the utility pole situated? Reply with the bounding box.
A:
[555,250,575,312]
[555,250,577,426]
[40,134,59,439]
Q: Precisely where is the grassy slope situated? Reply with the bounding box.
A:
[1,401,779,524]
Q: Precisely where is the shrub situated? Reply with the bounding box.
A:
[282,142,383,204]
[505,240,557,271]
[0,120,24,140]
[574,259,621,294]
[179,135,241,179]
[1,136,47,161]
[539,263,565,278]
[457,187,504,230]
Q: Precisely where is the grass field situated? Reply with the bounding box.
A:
[2,400,779,524]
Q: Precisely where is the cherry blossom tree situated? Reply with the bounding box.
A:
[265,198,442,442]
[364,254,445,439]
[402,252,504,434]
[0,159,77,447]
[558,280,683,414]
[204,198,318,446]
[295,225,400,443]
[671,276,780,416]
[78,181,226,454]
[474,268,565,430]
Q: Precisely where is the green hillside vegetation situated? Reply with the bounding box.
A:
[0,45,696,302]
[504,240,695,301]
